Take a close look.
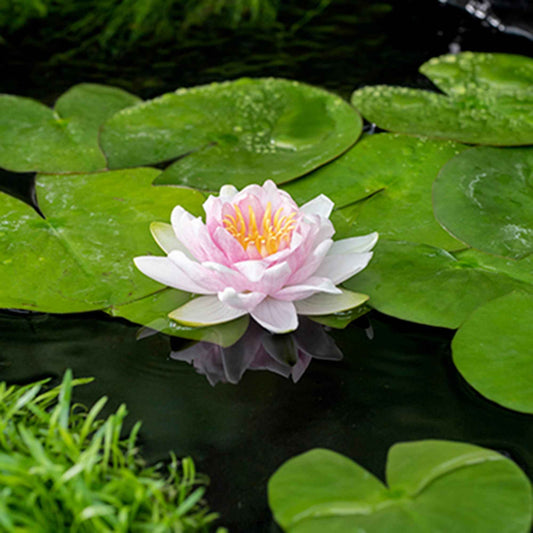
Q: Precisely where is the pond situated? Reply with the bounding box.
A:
[0,1,532,531]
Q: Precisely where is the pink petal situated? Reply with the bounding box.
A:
[258,262,292,294]
[288,238,333,285]
[171,206,227,264]
[294,289,369,315]
[251,298,298,334]
[212,227,248,263]
[218,288,266,311]
[274,277,342,301]
[233,260,268,282]
[169,295,247,326]
[133,256,214,294]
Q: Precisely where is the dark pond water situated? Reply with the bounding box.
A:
[1,1,532,531]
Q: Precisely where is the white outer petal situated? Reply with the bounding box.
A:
[169,295,247,326]
[300,194,334,218]
[218,288,266,311]
[295,289,369,315]
[251,298,298,334]
[219,184,239,201]
[329,232,379,254]
[313,252,374,285]
[133,256,214,294]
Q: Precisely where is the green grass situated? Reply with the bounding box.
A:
[0,370,222,532]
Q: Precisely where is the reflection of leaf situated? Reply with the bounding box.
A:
[352,53,533,145]
[284,133,466,249]
[269,441,532,533]
[0,169,204,312]
[109,288,249,347]
[0,84,141,173]
[453,291,533,414]
[434,147,533,260]
[101,78,361,190]
[345,240,533,328]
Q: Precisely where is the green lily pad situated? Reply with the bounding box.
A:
[351,52,533,146]
[100,78,362,190]
[0,84,141,173]
[309,303,371,329]
[434,147,533,260]
[268,441,532,533]
[284,133,466,249]
[453,248,533,286]
[0,168,204,312]
[344,240,533,328]
[109,288,250,347]
[452,291,533,414]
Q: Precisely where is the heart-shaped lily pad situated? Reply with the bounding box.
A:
[453,291,533,414]
[268,441,532,532]
[351,52,533,146]
[109,288,250,347]
[284,133,466,249]
[100,78,362,190]
[434,146,533,260]
[0,84,141,173]
[344,240,533,328]
[0,169,204,312]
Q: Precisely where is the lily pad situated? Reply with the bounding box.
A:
[0,84,141,173]
[351,52,533,145]
[344,240,533,328]
[100,78,362,190]
[434,146,533,260]
[109,288,250,347]
[453,248,533,286]
[268,441,533,533]
[0,168,204,312]
[284,134,466,249]
[452,291,533,414]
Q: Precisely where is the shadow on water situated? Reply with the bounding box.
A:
[0,311,532,531]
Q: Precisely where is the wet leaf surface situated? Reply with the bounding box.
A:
[0,84,141,173]
[352,53,533,145]
[434,146,533,260]
[101,78,362,190]
[344,240,533,328]
[268,441,533,532]
[0,169,204,312]
[453,291,533,414]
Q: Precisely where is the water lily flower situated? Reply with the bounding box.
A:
[134,180,377,334]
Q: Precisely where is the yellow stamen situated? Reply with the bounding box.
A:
[222,201,297,256]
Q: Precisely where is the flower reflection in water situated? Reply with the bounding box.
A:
[170,317,343,386]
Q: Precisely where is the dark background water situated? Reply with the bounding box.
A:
[0,1,532,531]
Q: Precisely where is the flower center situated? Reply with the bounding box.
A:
[223,202,297,256]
